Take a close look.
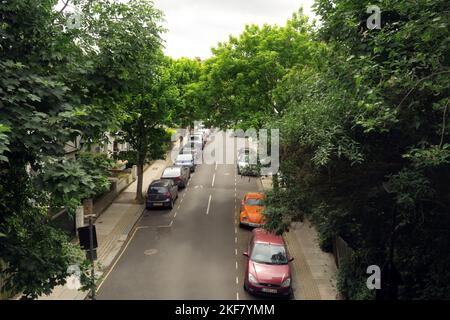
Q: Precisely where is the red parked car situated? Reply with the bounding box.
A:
[243,228,294,298]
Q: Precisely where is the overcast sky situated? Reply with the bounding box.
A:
[153,0,317,59]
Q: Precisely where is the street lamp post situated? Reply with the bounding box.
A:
[88,214,96,300]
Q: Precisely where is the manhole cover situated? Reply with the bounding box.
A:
[144,249,158,256]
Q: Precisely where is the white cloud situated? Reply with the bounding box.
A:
[153,0,317,59]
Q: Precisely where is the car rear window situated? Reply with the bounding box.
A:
[176,154,193,161]
[162,168,181,178]
[181,147,194,153]
[190,135,202,141]
[148,186,168,194]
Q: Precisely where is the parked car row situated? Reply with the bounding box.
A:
[239,192,294,298]
[146,130,208,209]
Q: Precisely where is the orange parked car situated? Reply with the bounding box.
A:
[239,192,266,228]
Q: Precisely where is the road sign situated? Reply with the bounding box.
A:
[78,225,98,250]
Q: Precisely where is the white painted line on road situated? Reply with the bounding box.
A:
[236,261,238,269]
[174,212,177,217]
[235,249,238,256]
[235,237,237,244]
[236,277,239,284]
[236,292,239,300]
[206,194,212,215]
[180,198,183,204]
[169,220,173,227]
[235,227,237,234]
[212,173,216,187]
[215,162,218,171]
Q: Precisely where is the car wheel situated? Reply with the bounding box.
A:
[285,289,294,300]
[169,199,174,209]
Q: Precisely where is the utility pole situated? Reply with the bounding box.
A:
[88,214,96,300]
[87,214,96,300]
[78,200,98,300]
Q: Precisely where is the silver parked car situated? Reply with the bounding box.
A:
[174,153,196,172]
[161,166,190,189]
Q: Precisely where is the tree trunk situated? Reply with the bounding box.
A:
[135,161,144,203]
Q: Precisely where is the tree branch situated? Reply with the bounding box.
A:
[58,0,70,15]
[439,99,449,149]
[397,70,450,109]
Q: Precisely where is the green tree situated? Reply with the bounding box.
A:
[0,0,136,297]
[265,0,450,299]
[168,58,203,128]
[118,58,177,202]
[200,9,316,130]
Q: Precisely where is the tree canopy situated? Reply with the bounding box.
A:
[197,0,450,299]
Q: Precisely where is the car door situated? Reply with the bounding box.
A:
[244,236,254,281]
[181,166,189,182]
[170,180,178,199]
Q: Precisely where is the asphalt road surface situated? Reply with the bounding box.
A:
[97,133,262,300]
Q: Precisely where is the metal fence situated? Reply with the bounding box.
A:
[0,259,15,300]
[332,236,354,268]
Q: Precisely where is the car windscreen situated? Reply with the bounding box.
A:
[246,198,264,206]
[250,244,288,265]
[148,186,167,194]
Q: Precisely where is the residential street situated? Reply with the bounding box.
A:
[96,135,262,300]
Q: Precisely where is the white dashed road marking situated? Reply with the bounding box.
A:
[206,194,212,215]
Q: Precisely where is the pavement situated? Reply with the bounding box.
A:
[37,142,179,300]
[37,131,339,300]
[259,176,339,300]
